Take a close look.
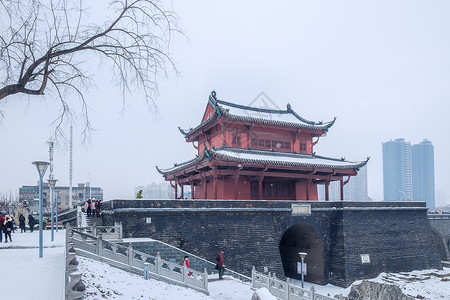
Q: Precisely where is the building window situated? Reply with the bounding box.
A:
[232,133,241,148]
[300,142,307,153]
[251,138,291,152]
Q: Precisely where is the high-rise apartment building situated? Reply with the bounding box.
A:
[382,138,435,207]
[383,138,412,201]
[412,139,435,208]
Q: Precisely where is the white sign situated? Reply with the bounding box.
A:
[361,254,370,264]
[292,204,311,216]
[146,217,152,224]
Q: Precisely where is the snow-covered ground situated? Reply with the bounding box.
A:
[1,229,449,299]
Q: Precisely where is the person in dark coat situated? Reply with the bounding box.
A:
[85,199,92,217]
[3,215,13,242]
[216,250,225,279]
[28,214,35,233]
[0,213,3,242]
[95,200,101,217]
[19,213,26,233]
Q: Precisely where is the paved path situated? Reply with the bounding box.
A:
[0,229,66,300]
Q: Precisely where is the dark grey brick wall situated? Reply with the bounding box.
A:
[101,200,441,287]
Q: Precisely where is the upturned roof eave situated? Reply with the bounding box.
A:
[158,147,369,177]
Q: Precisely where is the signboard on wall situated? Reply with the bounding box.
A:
[297,262,307,275]
[361,254,370,264]
[292,204,311,216]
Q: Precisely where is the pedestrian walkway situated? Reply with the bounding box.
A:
[0,229,66,300]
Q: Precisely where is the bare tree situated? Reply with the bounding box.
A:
[0,0,181,137]
[0,191,19,214]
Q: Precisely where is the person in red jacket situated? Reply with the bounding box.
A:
[182,256,191,276]
[217,250,225,279]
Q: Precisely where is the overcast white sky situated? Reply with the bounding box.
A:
[1,0,449,204]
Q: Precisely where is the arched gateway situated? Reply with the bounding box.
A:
[279,223,325,284]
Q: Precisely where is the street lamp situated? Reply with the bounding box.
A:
[32,161,50,258]
[55,190,60,232]
[88,173,92,200]
[298,252,308,288]
[48,179,58,242]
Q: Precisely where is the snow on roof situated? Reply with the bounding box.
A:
[157,147,368,175]
[217,99,334,130]
[180,91,336,138]
[212,147,367,169]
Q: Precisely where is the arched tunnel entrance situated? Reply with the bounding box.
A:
[279,223,325,284]
[430,230,448,261]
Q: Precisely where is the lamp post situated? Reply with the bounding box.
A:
[32,161,50,258]
[298,252,308,288]
[89,173,92,200]
[55,190,60,232]
[47,179,58,242]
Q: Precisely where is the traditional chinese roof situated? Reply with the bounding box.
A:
[179,91,336,138]
[156,146,369,176]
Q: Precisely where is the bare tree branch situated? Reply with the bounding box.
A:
[0,0,182,139]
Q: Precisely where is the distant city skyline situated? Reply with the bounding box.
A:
[382,138,436,208]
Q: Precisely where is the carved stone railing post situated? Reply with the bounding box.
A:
[65,227,85,300]
[309,285,315,300]
[97,232,103,256]
[182,264,187,283]
[251,266,256,288]
[66,271,85,300]
[128,243,134,266]
[155,252,161,275]
[117,221,123,239]
[203,268,208,291]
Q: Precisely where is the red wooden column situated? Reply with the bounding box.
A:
[189,179,195,200]
[180,183,184,199]
[258,166,268,200]
[200,173,208,199]
[325,181,330,201]
[340,179,344,201]
[258,178,263,200]
[306,178,311,200]
[170,181,178,199]
[234,166,242,200]
[213,175,218,199]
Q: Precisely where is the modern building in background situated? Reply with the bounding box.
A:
[412,139,435,208]
[134,182,176,199]
[19,182,103,212]
[382,138,435,208]
[382,138,413,202]
[319,165,369,201]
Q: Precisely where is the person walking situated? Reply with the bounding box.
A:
[3,215,13,243]
[216,250,225,279]
[19,213,26,233]
[182,255,192,276]
[10,214,15,233]
[84,199,92,217]
[28,214,35,233]
[95,200,101,217]
[136,190,143,199]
